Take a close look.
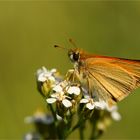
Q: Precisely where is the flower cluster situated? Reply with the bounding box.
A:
[24,66,121,139]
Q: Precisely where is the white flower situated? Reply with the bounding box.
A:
[111,111,121,121]
[66,86,81,95]
[46,80,81,108]
[80,96,107,110]
[24,110,54,124]
[80,96,95,110]
[86,102,95,110]
[94,100,107,110]
[62,99,72,108]
[46,84,72,108]
[46,98,56,104]
[37,66,56,82]
[106,105,121,121]
[53,85,63,93]
[56,114,63,121]
[80,98,89,103]
[24,132,40,140]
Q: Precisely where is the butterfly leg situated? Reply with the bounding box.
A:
[87,77,93,97]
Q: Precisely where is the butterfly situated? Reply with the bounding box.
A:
[54,43,140,106]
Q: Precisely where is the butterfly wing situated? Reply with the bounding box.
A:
[81,56,140,105]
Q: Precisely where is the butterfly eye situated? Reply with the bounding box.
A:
[68,50,80,62]
[72,52,79,61]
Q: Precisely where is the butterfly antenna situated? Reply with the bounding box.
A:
[69,38,78,48]
[54,45,69,50]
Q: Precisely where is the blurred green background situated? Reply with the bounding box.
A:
[0,1,140,139]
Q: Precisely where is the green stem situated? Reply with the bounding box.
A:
[90,120,97,139]
[49,104,57,121]
[65,122,80,138]
[64,117,86,139]
[49,105,63,139]
[89,110,103,139]
[79,124,84,140]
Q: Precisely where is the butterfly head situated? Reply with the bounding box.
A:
[54,44,84,64]
[68,48,80,63]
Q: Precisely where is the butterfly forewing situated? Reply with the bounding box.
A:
[82,57,140,105]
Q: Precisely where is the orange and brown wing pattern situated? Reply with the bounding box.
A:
[82,56,140,105]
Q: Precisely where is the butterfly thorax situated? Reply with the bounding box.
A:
[68,48,89,79]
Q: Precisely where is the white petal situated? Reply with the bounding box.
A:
[38,73,47,82]
[56,114,63,121]
[42,66,48,72]
[62,99,72,108]
[111,111,121,121]
[107,105,118,112]
[36,67,56,82]
[46,98,56,104]
[50,93,58,98]
[86,103,95,110]
[24,133,34,140]
[48,76,55,82]
[94,101,106,109]
[80,98,89,103]
[51,68,57,73]
[53,85,63,92]
[67,86,80,95]
[41,67,51,77]
[37,67,47,75]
